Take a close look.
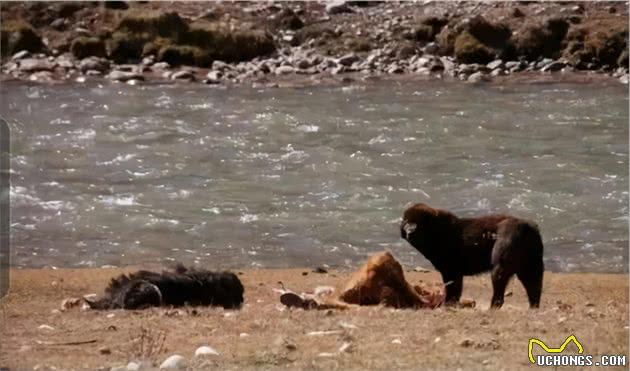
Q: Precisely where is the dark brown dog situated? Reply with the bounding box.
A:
[87,265,244,310]
[400,203,544,308]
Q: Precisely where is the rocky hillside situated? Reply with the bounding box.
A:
[1,1,628,84]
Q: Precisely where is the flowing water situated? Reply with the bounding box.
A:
[1,80,627,272]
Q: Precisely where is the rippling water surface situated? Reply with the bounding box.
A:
[1,80,627,272]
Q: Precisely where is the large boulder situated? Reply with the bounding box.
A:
[514,17,569,60]
[454,31,494,64]
[563,23,628,68]
[447,16,513,63]
[70,37,107,59]
[0,21,45,58]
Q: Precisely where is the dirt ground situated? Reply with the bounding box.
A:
[0,266,628,370]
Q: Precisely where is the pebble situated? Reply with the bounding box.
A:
[107,70,145,82]
[171,70,195,81]
[459,338,474,347]
[194,345,220,357]
[338,53,359,67]
[38,324,55,331]
[487,59,504,70]
[541,61,566,72]
[159,355,186,370]
[11,50,30,60]
[468,71,489,83]
[392,339,402,344]
[126,362,140,371]
[79,57,110,73]
[275,65,295,75]
[19,58,55,72]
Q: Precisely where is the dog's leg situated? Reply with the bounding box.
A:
[490,265,513,309]
[442,272,463,304]
[516,263,543,308]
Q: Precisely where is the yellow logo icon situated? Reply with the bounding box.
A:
[528,335,584,363]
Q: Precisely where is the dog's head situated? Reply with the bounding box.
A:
[400,203,454,251]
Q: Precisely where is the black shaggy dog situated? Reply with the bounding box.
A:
[87,265,244,310]
[400,203,544,309]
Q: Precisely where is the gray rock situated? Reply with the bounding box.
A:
[487,59,504,70]
[159,355,186,370]
[205,70,223,82]
[387,64,404,74]
[468,71,490,83]
[326,1,352,15]
[275,65,294,75]
[19,58,55,72]
[619,75,629,84]
[126,362,141,371]
[152,62,170,70]
[171,70,195,81]
[194,345,220,357]
[439,57,455,72]
[79,57,109,73]
[85,69,102,76]
[490,68,505,77]
[51,18,66,30]
[541,61,566,72]
[338,53,359,67]
[423,42,439,55]
[107,70,145,82]
[536,58,553,69]
[11,50,30,60]
[212,60,231,71]
[296,59,311,69]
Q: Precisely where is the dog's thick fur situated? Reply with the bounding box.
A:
[279,252,444,310]
[339,252,437,309]
[87,265,244,310]
[401,203,544,308]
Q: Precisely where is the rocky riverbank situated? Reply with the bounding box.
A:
[1,1,629,86]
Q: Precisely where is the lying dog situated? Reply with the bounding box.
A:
[87,265,244,310]
[401,203,544,308]
[279,252,446,310]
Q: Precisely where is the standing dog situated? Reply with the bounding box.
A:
[400,203,544,308]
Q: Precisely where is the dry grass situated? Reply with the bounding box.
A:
[0,267,628,370]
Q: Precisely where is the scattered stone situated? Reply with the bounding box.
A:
[459,338,474,347]
[18,58,55,72]
[467,71,489,83]
[413,266,430,273]
[194,346,220,357]
[107,70,145,82]
[159,355,186,370]
[392,339,402,344]
[171,69,195,81]
[152,62,171,70]
[541,61,566,72]
[79,57,110,73]
[275,65,295,75]
[487,59,504,70]
[11,50,30,60]
[338,53,359,66]
[313,266,328,274]
[38,324,55,331]
[99,347,111,355]
[619,75,629,84]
